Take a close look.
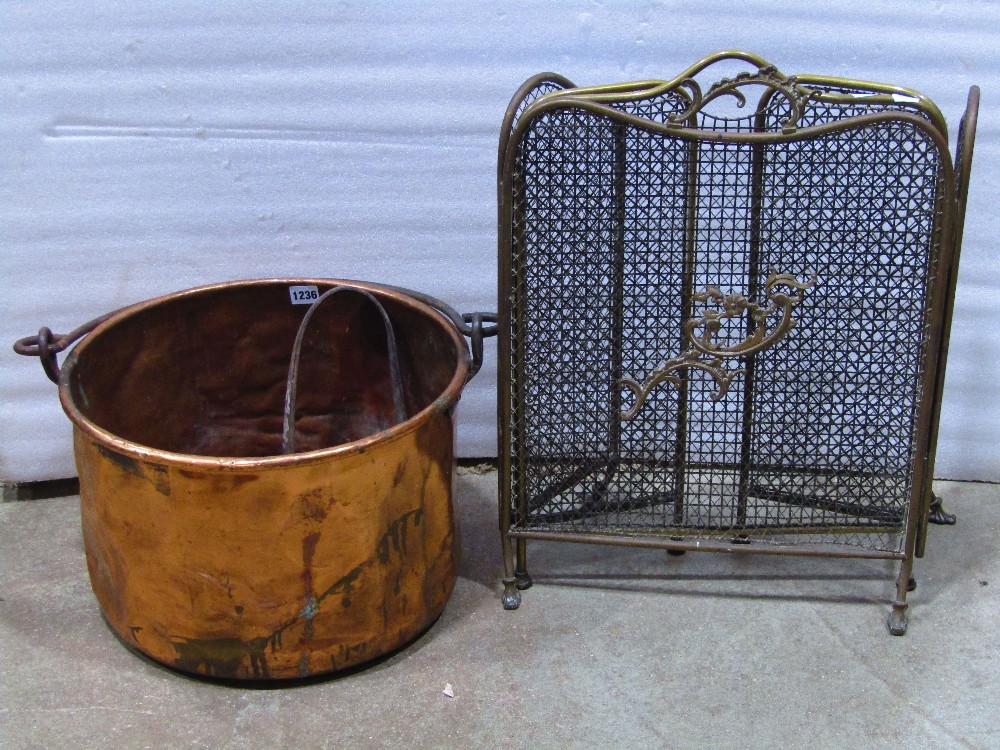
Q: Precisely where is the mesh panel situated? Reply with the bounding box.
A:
[505,81,944,554]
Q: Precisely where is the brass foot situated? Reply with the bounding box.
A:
[887,604,907,636]
[501,580,522,610]
[515,571,533,590]
[928,494,957,525]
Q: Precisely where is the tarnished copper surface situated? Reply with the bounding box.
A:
[58,279,469,679]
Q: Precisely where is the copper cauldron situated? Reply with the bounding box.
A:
[14,279,495,680]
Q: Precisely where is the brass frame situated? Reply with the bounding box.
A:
[496,51,979,633]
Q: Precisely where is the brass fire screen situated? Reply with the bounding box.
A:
[497,51,978,633]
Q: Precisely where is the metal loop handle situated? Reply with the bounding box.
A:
[13,312,116,384]
[281,286,407,455]
[374,284,497,380]
[461,312,498,379]
[36,327,59,384]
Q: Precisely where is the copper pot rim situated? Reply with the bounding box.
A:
[58,278,471,472]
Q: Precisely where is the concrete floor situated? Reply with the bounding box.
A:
[1,472,997,749]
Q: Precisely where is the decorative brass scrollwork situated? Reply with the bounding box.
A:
[618,269,817,421]
[666,66,818,134]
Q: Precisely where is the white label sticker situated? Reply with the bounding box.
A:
[289,285,320,305]
[849,92,920,105]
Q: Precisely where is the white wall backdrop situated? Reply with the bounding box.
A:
[2,1,997,482]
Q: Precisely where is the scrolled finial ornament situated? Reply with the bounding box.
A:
[667,64,818,133]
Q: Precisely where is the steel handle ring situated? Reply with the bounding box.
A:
[37,327,61,384]
[461,312,498,379]
[14,311,116,384]
[462,312,498,338]
[13,327,62,384]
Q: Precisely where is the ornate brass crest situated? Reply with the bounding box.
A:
[666,66,818,134]
[618,270,817,421]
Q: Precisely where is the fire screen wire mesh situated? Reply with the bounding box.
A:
[497,54,976,630]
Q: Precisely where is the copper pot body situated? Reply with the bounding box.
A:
[58,279,469,680]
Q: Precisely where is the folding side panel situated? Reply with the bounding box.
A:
[747,120,944,551]
[510,108,622,528]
